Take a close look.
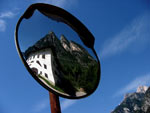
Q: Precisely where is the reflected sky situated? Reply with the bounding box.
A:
[18,10,97,60]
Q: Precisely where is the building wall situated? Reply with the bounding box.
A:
[26,49,55,85]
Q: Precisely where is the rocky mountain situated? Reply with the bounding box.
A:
[112,86,150,113]
[24,31,98,95]
[137,86,148,93]
[24,32,65,59]
[24,31,94,64]
[142,87,150,112]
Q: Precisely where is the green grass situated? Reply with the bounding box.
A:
[38,75,65,93]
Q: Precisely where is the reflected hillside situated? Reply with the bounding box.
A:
[24,31,98,97]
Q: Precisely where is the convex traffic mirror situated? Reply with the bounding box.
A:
[15,3,100,99]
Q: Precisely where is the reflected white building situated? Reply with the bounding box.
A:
[26,48,55,85]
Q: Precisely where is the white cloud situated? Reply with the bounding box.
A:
[0,11,16,18]
[61,99,77,111]
[0,11,17,32]
[33,0,77,8]
[0,19,6,32]
[100,13,150,59]
[114,73,150,97]
[32,99,49,113]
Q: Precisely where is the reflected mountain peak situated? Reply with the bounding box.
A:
[48,31,56,38]
[60,35,85,53]
[24,31,96,63]
[70,41,82,52]
[60,35,71,52]
[60,34,69,44]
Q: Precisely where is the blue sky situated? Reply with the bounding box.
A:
[18,10,86,52]
[0,0,150,113]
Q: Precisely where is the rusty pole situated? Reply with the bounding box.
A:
[49,92,61,113]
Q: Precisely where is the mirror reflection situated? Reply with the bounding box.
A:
[18,10,98,97]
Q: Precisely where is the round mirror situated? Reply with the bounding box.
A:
[15,3,100,99]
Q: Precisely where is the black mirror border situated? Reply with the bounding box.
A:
[15,3,101,99]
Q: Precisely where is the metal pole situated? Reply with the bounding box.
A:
[49,92,61,113]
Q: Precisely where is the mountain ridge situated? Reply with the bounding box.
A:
[112,86,150,113]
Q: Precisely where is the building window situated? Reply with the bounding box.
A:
[37,55,39,58]
[44,64,47,69]
[31,61,34,63]
[45,73,48,78]
[31,68,38,75]
[42,54,45,59]
[36,60,42,66]
[40,71,42,75]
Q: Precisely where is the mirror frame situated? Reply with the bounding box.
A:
[15,3,101,99]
